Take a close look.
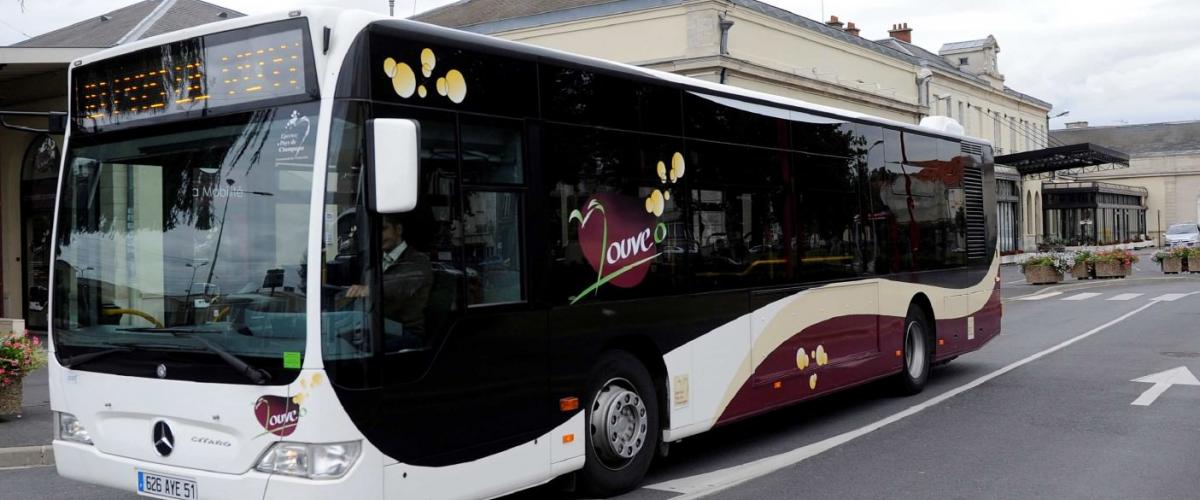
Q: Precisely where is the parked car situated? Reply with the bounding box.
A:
[1165,223,1200,247]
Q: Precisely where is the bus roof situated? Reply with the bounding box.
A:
[68,6,990,147]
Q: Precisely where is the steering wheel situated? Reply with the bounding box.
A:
[101,308,164,328]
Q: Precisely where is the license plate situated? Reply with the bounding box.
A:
[137,470,198,500]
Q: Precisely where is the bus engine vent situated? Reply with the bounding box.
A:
[960,142,984,156]
[963,163,987,260]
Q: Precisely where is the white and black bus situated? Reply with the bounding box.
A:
[49,8,1001,499]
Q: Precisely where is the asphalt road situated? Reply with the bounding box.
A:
[7,257,1200,500]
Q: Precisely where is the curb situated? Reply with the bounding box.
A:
[0,445,54,469]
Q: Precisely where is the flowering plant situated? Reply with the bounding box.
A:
[1019,253,1074,274]
[0,332,47,386]
[1152,246,1191,263]
[1094,249,1139,266]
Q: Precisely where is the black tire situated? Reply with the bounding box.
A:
[578,350,660,498]
[896,303,932,395]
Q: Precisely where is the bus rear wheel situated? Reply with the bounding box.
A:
[580,350,660,497]
[896,304,932,395]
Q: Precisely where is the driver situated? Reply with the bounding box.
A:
[347,214,433,348]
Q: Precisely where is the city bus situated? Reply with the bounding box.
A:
[48,7,1001,500]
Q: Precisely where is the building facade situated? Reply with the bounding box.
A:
[1052,121,1200,244]
[0,0,242,331]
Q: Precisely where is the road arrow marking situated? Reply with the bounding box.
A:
[1130,366,1200,406]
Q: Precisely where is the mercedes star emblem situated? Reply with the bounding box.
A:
[156,364,167,379]
[152,421,175,457]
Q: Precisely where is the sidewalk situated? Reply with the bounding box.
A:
[0,368,54,468]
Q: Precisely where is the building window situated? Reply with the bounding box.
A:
[959,57,969,65]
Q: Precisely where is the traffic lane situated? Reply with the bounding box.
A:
[715,286,1200,499]
[0,466,131,500]
[600,281,1172,499]
[1000,269,1195,302]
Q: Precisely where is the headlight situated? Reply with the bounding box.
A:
[256,441,361,480]
[55,412,93,445]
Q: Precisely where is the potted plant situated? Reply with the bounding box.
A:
[1152,247,1189,274]
[1071,250,1095,279]
[1187,248,1200,274]
[1094,249,1138,278]
[0,331,46,416]
[1020,254,1072,284]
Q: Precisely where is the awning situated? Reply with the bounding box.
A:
[995,143,1130,180]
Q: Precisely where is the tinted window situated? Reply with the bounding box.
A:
[684,93,789,148]
[545,124,687,303]
[461,116,524,184]
[541,66,681,135]
[793,120,857,157]
[795,153,864,281]
[687,141,794,289]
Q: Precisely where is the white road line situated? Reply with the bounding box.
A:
[1107,293,1143,301]
[1004,279,1027,285]
[645,301,1163,499]
[1017,292,1062,301]
[1062,292,1102,301]
[1151,293,1189,302]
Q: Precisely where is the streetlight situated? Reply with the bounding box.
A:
[1050,111,1069,119]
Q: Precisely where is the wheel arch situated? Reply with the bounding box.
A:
[910,292,937,354]
[602,335,670,431]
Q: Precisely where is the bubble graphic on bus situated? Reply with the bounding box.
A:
[391,62,416,98]
[420,48,436,77]
[383,50,467,104]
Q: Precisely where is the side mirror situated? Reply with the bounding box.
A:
[367,118,420,213]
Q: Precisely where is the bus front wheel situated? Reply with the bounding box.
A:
[896,303,932,395]
[580,350,660,497]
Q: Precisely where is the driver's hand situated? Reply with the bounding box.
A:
[346,284,369,298]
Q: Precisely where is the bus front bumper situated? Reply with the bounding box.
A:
[53,440,383,499]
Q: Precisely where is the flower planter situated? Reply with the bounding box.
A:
[1094,261,1127,278]
[1161,256,1184,274]
[1188,256,1200,273]
[1070,262,1092,280]
[1023,265,1063,284]
[0,378,21,416]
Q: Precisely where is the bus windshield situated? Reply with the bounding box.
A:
[52,101,319,384]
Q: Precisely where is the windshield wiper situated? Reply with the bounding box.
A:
[60,346,134,368]
[115,326,272,385]
[168,331,272,385]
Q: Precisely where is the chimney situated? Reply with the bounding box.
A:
[845,21,860,37]
[1065,121,1089,129]
[888,22,912,43]
[825,15,844,30]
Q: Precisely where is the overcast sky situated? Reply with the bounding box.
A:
[3,0,1197,128]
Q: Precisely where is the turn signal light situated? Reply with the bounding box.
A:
[772,381,782,389]
[559,397,579,412]
[938,339,946,346]
[563,434,575,444]
[895,350,902,358]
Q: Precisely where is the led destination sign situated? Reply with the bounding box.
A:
[72,19,314,130]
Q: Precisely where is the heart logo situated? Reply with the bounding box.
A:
[254,395,301,437]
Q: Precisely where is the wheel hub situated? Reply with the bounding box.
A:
[590,379,649,468]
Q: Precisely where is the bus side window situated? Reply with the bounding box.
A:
[794,153,861,281]
[687,141,794,290]
[462,191,523,305]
